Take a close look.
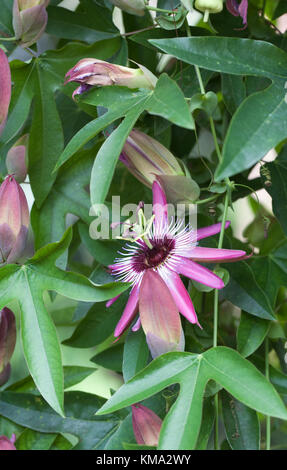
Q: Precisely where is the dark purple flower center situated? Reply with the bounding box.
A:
[132,237,175,272]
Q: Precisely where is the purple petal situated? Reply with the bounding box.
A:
[106,294,121,308]
[226,0,240,16]
[114,285,139,337]
[196,221,230,241]
[132,316,141,332]
[152,180,168,230]
[161,270,198,325]
[189,247,246,263]
[238,0,248,25]
[178,259,224,289]
[139,270,181,352]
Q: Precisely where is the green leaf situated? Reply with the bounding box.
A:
[222,261,275,320]
[222,390,260,450]
[46,3,119,43]
[6,39,122,206]
[90,96,149,206]
[54,88,149,171]
[149,37,287,80]
[262,145,287,236]
[64,292,129,348]
[123,328,150,382]
[216,82,287,181]
[0,391,121,450]
[31,148,95,268]
[97,347,287,450]
[221,74,246,115]
[237,312,270,357]
[91,344,123,373]
[8,366,96,393]
[146,73,194,129]
[0,228,128,414]
[16,429,57,451]
[149,37,287,180]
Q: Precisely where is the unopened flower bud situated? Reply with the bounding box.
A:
[12,0,49,48]
[120,130,200,204]
[120,129,183,186]
[0,50,11,137]
[195,0,223,13]
[0,434,16,450]
[65,59,157,98]
[0,175,29,264]
[0,308,16,386]
[6,135,28,183]
[132,404,162,447]
[108,0,145,16]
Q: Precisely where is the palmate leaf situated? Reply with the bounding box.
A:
[0,391,122,450]
[149,37,287,181]
[54,74,194,206]
[97,347,287,450]
[0,38,123,206]
[0,228,128,415]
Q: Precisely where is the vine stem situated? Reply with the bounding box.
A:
[193,61,230,450]
[265,337,271,450]
[0,36,16,42]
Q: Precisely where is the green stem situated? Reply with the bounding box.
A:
[0,36,16,42]
[265,337,271,450]
[194,194,218,205]
[145,5,175,14]
[203,10,210,23]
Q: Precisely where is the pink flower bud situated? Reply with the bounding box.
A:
[132,404,162,447]
[120,129,183,186]
[6,135,28,183]
[0,175,29,264]
[0,308,16,386]
[120,130,200,204]
[108,0,146,16]
[12,0,49,48]
[0,434,16,450]
[0,49,11,137]
[65,59,157,98]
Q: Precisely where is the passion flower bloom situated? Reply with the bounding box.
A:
[226,0,248,28]
[12,0,49,48]
[108,180,246,357]
[0,175,30,264]
[0,434,16,450]
[132,404,162,447]
[65,59,157,99]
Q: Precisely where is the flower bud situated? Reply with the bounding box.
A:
[195,0,223,13]
[0,308,16,386]
[0,49,11,137]
[120,129,184,186]
[0,175,29,264]
[12,0,49,48]
[65,59,157,98]
[132,404,162,447]
[6,135,28,183]
[120,130,200,204]
[0,434,16,450]
[108,0,145,16]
